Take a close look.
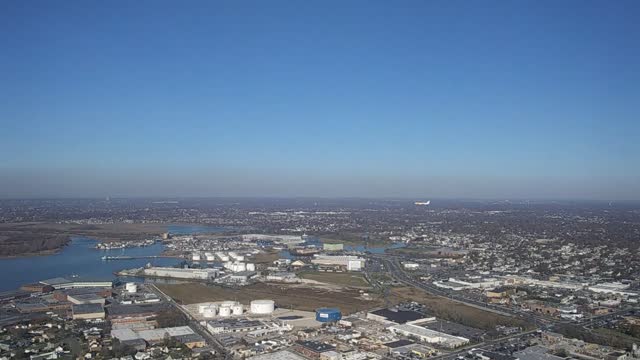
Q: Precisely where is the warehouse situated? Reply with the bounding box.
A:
[247,350,306,360]
[40,277,113,290]
[72,303,105,320]
[292,340,336,359]
[142,267,218,280]
[67,293,106,305]
[205,319,267,334]
[310,255,365,271]
[111,325,205,347]
[388,323,469,349]
[367,308,432,325]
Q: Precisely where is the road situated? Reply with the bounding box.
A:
[148,284,230,359]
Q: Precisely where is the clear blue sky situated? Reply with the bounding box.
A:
[1,1,639,199]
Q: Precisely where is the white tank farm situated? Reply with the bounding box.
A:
[231,304,244,315]
[218,306,231,317]
[246,263,256,271]
[232,262,246,272]
[250,300,275,314]
[125,282,137,293]
[202,307,216,318]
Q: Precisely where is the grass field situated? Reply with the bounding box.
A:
[251,250,280,264]
[157,282,382,314]
[388,286,533,330]
[297,271,370,288]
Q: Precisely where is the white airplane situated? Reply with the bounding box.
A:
[414,200,430,206]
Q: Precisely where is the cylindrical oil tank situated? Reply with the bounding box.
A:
[231,304,243,315]
[221,301,237,307]
[250,300,275,314]
[202,307,216,318]
[316,308,342,322]
[246,263,256,271]
[218,306,231,317]
[198,304,209,314]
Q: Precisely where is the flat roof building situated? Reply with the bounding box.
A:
[72,303,105,320]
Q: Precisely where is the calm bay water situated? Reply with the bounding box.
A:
[0,224,232,292]
[0,237,182,292]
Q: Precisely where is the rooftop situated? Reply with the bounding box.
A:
[72,303,104,314]
[295,340,336,353]
[370,308,426,324]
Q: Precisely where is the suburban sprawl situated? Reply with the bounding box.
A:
[1,198,640,360]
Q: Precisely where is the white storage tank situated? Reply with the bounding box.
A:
[218,306,231,317]
[250,300,275,314]
[246,263,256,271]
[125,282,137,294]
[202,307,216,318]
[231,304,243,315]
[221,301,237,307]
[198,304,209,314]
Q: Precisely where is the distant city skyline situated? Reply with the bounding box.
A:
[1,1,639,200]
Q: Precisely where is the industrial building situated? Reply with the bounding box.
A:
[205,319,267,334]
[388,322,469,349]
[72,303,105,320]
[367,308,432,325]
[111,325,204,348]
[242,234,304,245]
[292,340,336,359]
[142,267,218,280]
[247,350,306,360]
[310,255,365,271]
[39,277,113,290]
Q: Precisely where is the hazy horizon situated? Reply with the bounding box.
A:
[2,1,639,200]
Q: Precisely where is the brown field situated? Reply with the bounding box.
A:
[388,286,533,330]
[251,250,280,264]
[297,271,370,288]
[157,282,383,314]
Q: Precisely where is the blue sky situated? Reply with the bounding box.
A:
[1,1,639,199]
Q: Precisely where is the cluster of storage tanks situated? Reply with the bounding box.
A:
[198,301,244,318]
[192,251,250,263]
[223,262,256,272]
[196,300,275,318]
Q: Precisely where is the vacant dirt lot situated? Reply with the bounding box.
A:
[389,286,533,330]
[297,271,370,288]
[157,282,382,314]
